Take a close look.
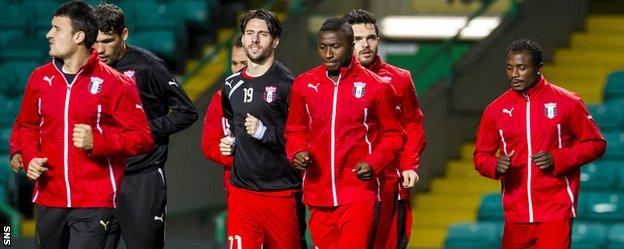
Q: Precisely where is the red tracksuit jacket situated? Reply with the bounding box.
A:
[367,56,426,200]
[200,90,233,190]
[17,51,154,208]
[474,76,606,223]
[285,57,405,207]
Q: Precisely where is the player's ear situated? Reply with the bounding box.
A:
[121,28,129,42]
[272,36,280,49]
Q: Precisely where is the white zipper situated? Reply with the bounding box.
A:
[53,60,83,207]
[498,129,508,155]
[328,72,341,207]
[523,93,534,223]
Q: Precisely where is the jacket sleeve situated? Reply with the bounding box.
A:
[18,73,43,172]
[146,63,198,140]
[551,100,606,175]
[363,82,405,174]
[473,108,501,179]
[285,78,310,163]
[398,73,426,172]
[201,91,233,168]
[9,110,24,157]
[91,78,154,158]
[221,81,236,135]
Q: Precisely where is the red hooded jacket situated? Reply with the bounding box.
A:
[474,76,606,222]
[285,57,405,207]
[16,51,154,208]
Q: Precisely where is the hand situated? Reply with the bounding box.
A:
[532,151,553,170]
[27,157,48,181]
[219,130,235,156]
[73,124,93,150]
[353,162,372,181]
[10,153,23,173]
[245,113,260,136]
[293,151,311,170]
[496,150,515,175]
[401,170,419,188]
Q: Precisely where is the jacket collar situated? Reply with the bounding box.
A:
[52,49,100,74]
[513,74,547,98]
[321,55,361,83]
[366,55,384,73]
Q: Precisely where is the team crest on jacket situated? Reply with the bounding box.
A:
[544,103,557,119]
[89,77,104,94]
[123,70,135,79]
[263,86,277,103]
[353,82,366,98]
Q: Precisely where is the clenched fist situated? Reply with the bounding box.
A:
[73,124,93,150]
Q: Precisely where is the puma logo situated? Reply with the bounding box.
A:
[154,213,164,222]
[135,104,143,109]
[99,220,109,231]
[43,75,54,86]
[307,83,319,93]
[502,107,514,117]
[225,80,233,88]
[168,81,178,87]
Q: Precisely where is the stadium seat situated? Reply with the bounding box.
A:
[604,70,624,102]
[118,0,177,32]
[586,101,624,132]
[602,131,624,160]
[477,192,504,221]
[607,224,624,249]
[580,160,618,191]
[127,30,176,63]
[616,164,624,191]
[444,222,502,249]
[577,192,624,223]
[165,0,210,26]
[0,3,27,31]
[0,95,20,127]
[0,128,11,156]
[0,30,24,51]
[0,61,39,96]
[0,35,48,63]
[571,222,608,249]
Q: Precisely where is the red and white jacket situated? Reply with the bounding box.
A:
[285,57,405,207]
[17,51,154,208]
[200,90,233,191]
[474,76,606,223]
[367,56,426,200]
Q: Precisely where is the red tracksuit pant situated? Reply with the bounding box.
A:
[374,192,412,249]
[226,185,305,249]
[502,219,572,249]
[309,200,378,249]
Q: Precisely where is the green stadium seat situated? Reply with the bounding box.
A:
[0,3,27,31]
[602,131,624,160]
[616,164,624,191]
[444,222,502,249]
[127,30,176,63]
[604,71,624,102]
[477,192,504,221]
[577,192,624,223]
[586,101,624,132]
[0,95,20,127]
[580,160,618,191]
[0,61,39,96]
[0,30,23,50]
[607,224,624,249]
[165,0,210,26]
[0,128,11,155]
[213,209,226,245]
[0,155,11,185]
[0,35,48,62]
[118,0,177,32]
[571,222,608,249]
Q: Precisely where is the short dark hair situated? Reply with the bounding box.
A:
[94,3,127,35]
[239,9,282,38]
[54,0,98,48]
[319,17,354,46]
[343,9,378,36]
[233,34,243,48]
[506,38,544,67]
